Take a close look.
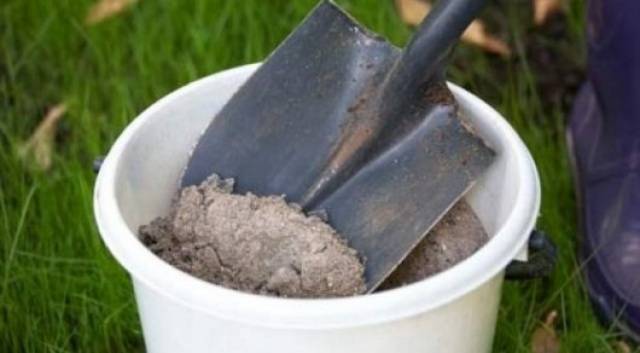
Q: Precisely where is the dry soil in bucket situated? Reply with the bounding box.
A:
[139,174,488,298]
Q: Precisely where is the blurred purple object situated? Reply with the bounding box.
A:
[568,0,640,341]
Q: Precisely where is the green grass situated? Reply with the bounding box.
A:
[0,0,637,352]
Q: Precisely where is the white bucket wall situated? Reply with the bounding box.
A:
[94,64,540,353]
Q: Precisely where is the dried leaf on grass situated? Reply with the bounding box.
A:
[18,104,67,171]
[395,0,431,28]
[614,340,632,353]
[394,0,511,57]
[462,20,512,58]
[85,0,138,26]
[531,310,561,353]
[533,0,564,26]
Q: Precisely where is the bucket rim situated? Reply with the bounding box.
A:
[94,63,540,329]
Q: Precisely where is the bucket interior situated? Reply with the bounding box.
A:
[112,65,521,272]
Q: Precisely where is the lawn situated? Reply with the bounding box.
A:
[0,0,636,352]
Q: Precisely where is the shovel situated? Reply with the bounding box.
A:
[181,0,495,291]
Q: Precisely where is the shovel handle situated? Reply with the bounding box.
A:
[384,0,487,98]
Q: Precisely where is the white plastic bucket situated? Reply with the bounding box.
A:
[94,64,540,353]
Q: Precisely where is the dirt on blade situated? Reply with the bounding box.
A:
[380,200,488,289]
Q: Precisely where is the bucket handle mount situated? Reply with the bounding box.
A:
[505,229,557,281]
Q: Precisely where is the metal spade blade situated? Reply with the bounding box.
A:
[182,0,494,291]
